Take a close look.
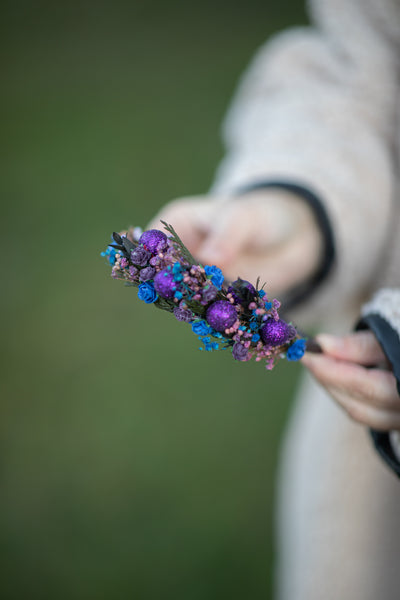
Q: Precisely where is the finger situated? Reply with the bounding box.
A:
[301,352,400,411]
[196,193,305,266]
[220,229,323,295]
[315,331,387,366]
[147,197,215,254]
[325,387,400,431]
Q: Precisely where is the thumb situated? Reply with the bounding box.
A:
[315,331,387,366]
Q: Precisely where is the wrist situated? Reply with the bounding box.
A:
[234,180,335,308]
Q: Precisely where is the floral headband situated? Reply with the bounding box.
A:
[101,222,310,370]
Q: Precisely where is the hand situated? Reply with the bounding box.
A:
[148,190,322,297]
[301,331,400,431]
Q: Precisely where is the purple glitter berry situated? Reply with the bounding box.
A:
[153,269,179,299]
[173,307,193,322]
[139,266,156,282]
[130,247,151,266]
[232,342,250,361]
[227,279,256,305]
[260,318,293,346]
[139,229,168,254]
[206,300,237,333]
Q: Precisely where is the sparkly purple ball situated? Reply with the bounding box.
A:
[260,318,292,346]
[227,279,256,305]
[139,229,168,253]
[206,300,237,333]
[153,269,178,299]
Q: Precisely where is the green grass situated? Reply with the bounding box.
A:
[0,1,306,598]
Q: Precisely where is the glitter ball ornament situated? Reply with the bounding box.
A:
[153,269,178,299]
[228,279,256,305]
[206,300,237,333]
[260,318,293,346]
[139,229,168,253]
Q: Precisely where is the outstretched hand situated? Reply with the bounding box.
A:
[302,331,400,431]
[148,190,322,298]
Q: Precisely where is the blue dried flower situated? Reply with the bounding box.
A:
[101,246,117,265]
[286,338,306,361]
[204,265,224,290]
[137,282,158,304]
[191,320,211,336]
[205,342,219,351]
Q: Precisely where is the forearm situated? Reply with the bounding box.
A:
[210,3,399,315]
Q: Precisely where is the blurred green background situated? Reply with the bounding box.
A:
[1,1,306,598]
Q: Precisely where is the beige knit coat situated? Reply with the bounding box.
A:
[210,1,400,598]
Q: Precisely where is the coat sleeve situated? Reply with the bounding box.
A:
[357,288,400,477]
[209,0,399,318]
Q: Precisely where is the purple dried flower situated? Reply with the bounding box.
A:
[120,257,128,269]
[153,269,179,299]
[173,307,193,322]
[201,284,218,303]
[130,247,151,266]
[206,300,237,333]
[139,229,168,253]
[232,342,249,361]
[149,256,161,267]
[139,266,156,282]
[260,318,293,346]
[129,265,139,278]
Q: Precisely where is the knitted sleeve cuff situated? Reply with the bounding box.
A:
[357,289,400,477]
[236,179,336,310]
